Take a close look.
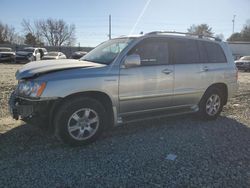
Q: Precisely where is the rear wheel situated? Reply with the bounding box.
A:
[54,98,107,146]
[198,88,223,120]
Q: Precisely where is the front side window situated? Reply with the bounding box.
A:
[129,38,169,66]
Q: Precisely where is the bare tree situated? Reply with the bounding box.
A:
[22,18,75,46]
[0,22,16,43]
[35,18,76,46]
[187,24,213,36]
[21,19,43,45]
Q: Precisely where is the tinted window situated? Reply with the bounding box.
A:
[198,41,209,63]
[173,39,199,64]
[204,42,226,63]
[129,38,169,66]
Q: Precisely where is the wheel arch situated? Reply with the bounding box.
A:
[49,91,115,131]
[201,83,228,105]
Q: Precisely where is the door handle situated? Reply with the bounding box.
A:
[203,66,209,72]
[162,69,172,74]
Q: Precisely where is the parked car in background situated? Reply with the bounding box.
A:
[71,51,87,59]
[235,56,250,71]
[16,47,47,63]
[9,31,238,146]
[0,47,15,62]
[42,51,67,60]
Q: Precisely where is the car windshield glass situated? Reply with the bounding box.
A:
[47,52,58,56]
[81,38,134,65]
[23,48,34,52]
[0,48,12,52]
[240,56,250,60]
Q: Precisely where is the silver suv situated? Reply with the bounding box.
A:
[9,31,238,145]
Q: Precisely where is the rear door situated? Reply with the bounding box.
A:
[119,37,174,114]
[198,41,228,88]
[172,38,204,106]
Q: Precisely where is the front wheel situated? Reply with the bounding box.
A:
[54,98,107,146]
[198,89,223,120]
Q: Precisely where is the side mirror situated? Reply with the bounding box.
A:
[124,54,141,68]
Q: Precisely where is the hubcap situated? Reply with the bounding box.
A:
[206,94,221,116]
[67,108,99,140]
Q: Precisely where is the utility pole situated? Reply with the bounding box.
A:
[109,14,111,40]
[232,15,236,34]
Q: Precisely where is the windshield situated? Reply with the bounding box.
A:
[240,56,250,61]
[22,48,34,52]
[46,52,58,56]
[81,38,134,65]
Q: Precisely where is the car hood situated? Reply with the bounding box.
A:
[235,60,250,63]
[16,59,105,80]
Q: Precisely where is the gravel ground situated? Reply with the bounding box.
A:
[0,63,249,187]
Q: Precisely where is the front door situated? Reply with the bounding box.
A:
[119,38,174,114]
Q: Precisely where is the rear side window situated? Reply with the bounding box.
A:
[129,38,169,66]
[199,41,226,63]
[172,39,199,64]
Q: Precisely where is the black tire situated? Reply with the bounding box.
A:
[198,88,223,120]
[54,97,107,146]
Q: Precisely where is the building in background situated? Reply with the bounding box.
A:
[228,42,250,60]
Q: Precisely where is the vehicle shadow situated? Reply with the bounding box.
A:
[1,114,249,154]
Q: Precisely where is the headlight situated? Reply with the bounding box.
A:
[18,80,46,98]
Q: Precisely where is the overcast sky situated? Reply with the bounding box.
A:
[1,0,250,47]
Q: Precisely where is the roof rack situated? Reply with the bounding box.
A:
[145,31,222,42]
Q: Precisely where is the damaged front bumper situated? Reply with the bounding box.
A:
[8,92,58,121]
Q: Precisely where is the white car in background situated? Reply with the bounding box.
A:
[42,51,67,60]
[235,56,250,71]
[15,47,47,63]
